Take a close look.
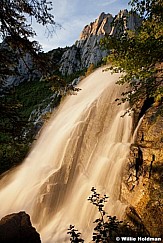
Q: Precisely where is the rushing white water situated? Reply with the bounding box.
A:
[0,67,133,242]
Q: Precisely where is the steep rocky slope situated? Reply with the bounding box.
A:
[122,103,163,237]
[0,40,66,89]
[0,41,41,88]
[59,9,141,75]
[0,10,141,87]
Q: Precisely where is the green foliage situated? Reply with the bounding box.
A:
[0,101,30,174]
[43,74,81,96]
[0,1,78,175]
[14,78,53,118]
[0,0,57,174]
[0,0,55,38]
[0,78,55,174]
[85,64,95,77]
[129,0,163,20]
[0,71,81,174]
[101,0,163,111]
[0,142,29,174]
[63,69,87,84]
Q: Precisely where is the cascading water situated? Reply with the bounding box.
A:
[0,67,133,242]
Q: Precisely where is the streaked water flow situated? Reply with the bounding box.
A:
[0,67,133,242]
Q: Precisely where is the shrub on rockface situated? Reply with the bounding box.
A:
[85,64,95,77]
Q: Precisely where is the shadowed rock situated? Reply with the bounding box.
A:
[0,211,41,243]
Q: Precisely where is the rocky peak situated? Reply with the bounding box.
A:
[80,12,113,40]
[110,9,142,35]
[59,9,142,75]
[79,9,141,40]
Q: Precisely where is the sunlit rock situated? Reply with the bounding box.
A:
[59,9,142,75]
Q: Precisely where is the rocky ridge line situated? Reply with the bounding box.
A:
[59,9,142,75]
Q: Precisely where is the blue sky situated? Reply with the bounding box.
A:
[33,0,131,52]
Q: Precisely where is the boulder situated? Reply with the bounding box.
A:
[0,211,41,243]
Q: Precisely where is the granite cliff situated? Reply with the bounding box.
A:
[122,101,163,237]
[59,9,141,75]
[0,40,41,88]
[0,10,141,86]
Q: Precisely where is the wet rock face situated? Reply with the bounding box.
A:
[0,211,41,243]
[59,10,142,75]
[122,104,163,237]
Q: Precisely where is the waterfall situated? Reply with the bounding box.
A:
[0,67,133,242]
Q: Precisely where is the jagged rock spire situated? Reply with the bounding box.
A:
[80,12,113,40]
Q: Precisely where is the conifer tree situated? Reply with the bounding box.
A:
[0,0,57,79]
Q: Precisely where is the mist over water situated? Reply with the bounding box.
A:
[0,67,133,242]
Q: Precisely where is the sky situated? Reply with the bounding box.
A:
[33,0,131,52]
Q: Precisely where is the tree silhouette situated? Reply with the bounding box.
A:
[68,188,123,243]
[0,0,59,79]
